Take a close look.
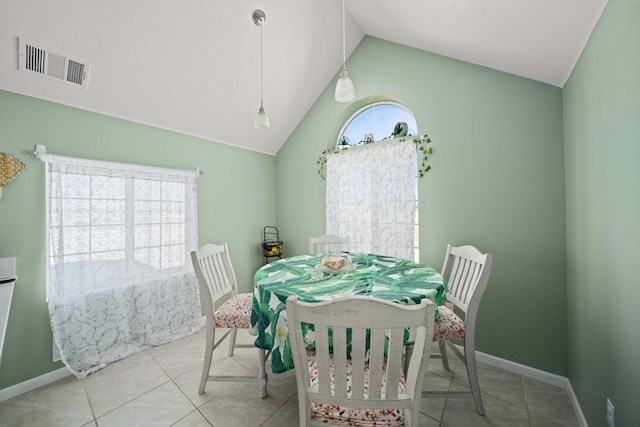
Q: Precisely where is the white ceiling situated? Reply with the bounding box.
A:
[0,0,608,155]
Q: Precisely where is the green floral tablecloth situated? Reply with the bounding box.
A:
[250,253,447,374]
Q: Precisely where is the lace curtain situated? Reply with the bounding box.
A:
[326,140,417,260]
[40,152,203,378]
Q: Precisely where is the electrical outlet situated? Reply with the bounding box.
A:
[606,398,615,427]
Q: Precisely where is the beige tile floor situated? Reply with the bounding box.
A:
[0,329,581,426]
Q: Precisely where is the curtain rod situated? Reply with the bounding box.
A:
[32,144,203,175]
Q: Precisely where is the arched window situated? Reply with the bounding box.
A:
[337,102,418,147]
[327,102,420,262]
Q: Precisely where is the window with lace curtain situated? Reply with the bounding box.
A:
[326,103,419,261]
[326,137,419,261]
[39,150,203,378]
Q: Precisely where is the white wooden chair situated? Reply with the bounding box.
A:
[191,243,260,394]
[425,244,493,415]
[287,295,435,427]
[308,234,350,254]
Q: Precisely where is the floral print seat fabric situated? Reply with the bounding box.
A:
[432,305,465,342]
[214,292,253,329]
[306,351,406,426]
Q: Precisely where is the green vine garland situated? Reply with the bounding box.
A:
[316,133,434,180]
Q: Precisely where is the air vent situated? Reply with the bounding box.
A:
[18,38,90,88]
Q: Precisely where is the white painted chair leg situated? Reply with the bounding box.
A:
[199,324,215,395]
[464,342,484,415]
[228,328,238,356]
[438,339,450,370]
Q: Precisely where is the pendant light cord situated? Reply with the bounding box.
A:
[260,18,264,107]
[342,0,346,71]
[253,9,269,127]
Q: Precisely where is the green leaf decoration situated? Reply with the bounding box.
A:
[316,133,435,180]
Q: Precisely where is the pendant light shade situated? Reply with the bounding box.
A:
[335,0,355,102]
[255,103,270,128]
[335,69,355,102]
[253,9,270,128]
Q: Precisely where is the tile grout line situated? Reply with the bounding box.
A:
[258,393,298,427]
[81,379,99,426]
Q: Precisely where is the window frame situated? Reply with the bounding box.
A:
[336,101,418,148]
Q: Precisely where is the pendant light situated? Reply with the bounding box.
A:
[253,9,270,128]
[335,0,355,102]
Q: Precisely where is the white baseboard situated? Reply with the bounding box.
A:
[469,347,587,427]
[473,348,568,388]
[0,367,71,403]
[565,380,589,427]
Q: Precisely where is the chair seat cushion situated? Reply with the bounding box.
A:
[307,351,406,426]
[214,293,252,329]
[433,305,465,341]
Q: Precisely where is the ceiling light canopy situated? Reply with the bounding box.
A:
[335,0,355,103]
[253,9,270,128]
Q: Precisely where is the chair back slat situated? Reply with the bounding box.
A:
[385,329,405,400]
[441,244,492,314]
[315,324,332,395]
[333,326,348,397]
[350,328,367,399]
[452,257,474,304]
[203,255,222,295]
[368,328,385,399]
[191,243,239,320]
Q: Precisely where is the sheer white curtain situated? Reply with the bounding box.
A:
[326,140,417,260]
[40,151,203,378]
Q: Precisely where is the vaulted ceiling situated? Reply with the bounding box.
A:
[0,0,608,155]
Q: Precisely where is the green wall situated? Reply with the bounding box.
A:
[6,8,637,424]
[276,37,568,375]
[0,89,276,388]
[563,0,640,425]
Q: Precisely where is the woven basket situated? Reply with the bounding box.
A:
[262,241,283,257]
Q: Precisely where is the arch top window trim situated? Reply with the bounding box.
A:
[337,101,418,148]
[317,101,434,180]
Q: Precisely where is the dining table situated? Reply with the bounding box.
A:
[250,252,447,398]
